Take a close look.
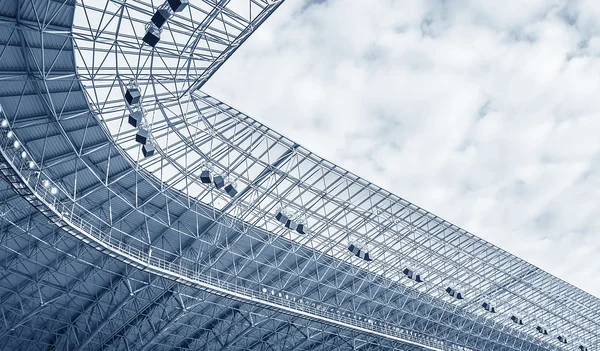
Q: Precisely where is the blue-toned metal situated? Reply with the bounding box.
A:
[0,0,598,350]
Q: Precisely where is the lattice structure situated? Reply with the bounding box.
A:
[0,0,597,350]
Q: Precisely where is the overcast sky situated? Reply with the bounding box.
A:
[205,0,600,297]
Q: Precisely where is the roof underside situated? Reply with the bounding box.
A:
[0,0,598,351]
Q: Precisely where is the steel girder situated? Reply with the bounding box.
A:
[0,0,598,351]
[0,183,427,351]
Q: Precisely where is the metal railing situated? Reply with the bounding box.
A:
[0,125,475,351]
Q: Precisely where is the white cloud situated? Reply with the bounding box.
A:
[206,0,600,297]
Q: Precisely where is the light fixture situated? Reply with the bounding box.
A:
[284,218,298,230]
[13,140,20,149]
[262,288,267,293]
[347,242,372,262]
[445,287,464,300]
[21,151,27,158]
[402,268,423,282]
[7,131,14,139]
[535,326,548,335]
[510,315,523,325]
[1,119,8,128]
[274,208,308,234]
[50,187,58,195]
[42,179,50,188]
[557,336,567,344]
[482,302,496,313]
[28,161,35,169]
[296,221,308,234]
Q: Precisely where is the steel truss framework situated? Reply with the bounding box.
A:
[0,0,598,350]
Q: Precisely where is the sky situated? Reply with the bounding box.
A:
[205,0,600,297]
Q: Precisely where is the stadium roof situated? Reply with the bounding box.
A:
[0,0,597,350]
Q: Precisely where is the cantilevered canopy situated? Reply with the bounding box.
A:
[0,0,597,350]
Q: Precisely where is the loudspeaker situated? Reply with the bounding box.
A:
[200,170,211,184]
[482,302,496,313]
[446,287,463,299]
[296,223,307,234]
[129,111,143,127]
[275,210,288,225]
[284,219,298,230]
[125,88,141,105]
[557,336,567,344]
[143,27,160,47]
[142,143,155,157]
[224,184,237,197]
[510,315,524,325]
[403,268,423,282]
[151,9,171,28]
[136,128,149,144]
[213,175,225,189]
[168,0,188,12]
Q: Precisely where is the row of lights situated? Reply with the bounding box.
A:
[6,106,589,350]
[281,219,590,351]
[339,225,588,349]
[2,110,589,351]
[1,118,58,196]
[398,267,587,350]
